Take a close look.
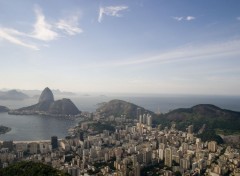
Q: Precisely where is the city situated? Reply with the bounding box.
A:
[0,110,239,176]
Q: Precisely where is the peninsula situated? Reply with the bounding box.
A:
[8,87,81,117]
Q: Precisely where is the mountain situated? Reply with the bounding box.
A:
[0,161,70,176]
[155,104,240,133]
[96,99,153,118]
[38,87,54,103]
[0,105,9,112]
[9,87,80,116]
[0,90,29,100]
[49,98,80,115]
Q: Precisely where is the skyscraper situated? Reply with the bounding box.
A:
[164,148,172,167]
[134,162,141,176]
[147,114,152,127]
[51,136,58,150]
[188,125,194,134]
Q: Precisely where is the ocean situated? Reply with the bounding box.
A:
[0,94,240,141]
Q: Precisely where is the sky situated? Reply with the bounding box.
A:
[0,0,240,95]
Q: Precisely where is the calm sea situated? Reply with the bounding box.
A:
[0,94,240,141]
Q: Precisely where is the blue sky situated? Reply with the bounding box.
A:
[0,0,240,95]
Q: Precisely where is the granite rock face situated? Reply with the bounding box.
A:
[38,87,54,103]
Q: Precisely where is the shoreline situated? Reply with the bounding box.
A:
[0,139,63,144]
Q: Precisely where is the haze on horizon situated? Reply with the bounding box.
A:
[1,0,240,95]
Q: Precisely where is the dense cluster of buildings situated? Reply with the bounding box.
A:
[0,112,239,176]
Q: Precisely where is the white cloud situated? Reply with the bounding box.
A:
[56,15,83,35]
[0,6,83,50]
[173,17,184,21]
[186,16,196,21]
[31,6,58,41]
[173,16,196,21]
[0,28,39,50]
[98,5,128,23]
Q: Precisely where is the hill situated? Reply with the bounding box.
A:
[155,104,240,134]
[96,99,153,118]
[49,98,80,115]
[0,161,70,176]
[0,105,9,112]
[0,90,29,100]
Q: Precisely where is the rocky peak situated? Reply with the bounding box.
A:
[38,87,54,103]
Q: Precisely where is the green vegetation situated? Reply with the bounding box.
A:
[141,161,165,176]
[154,104,240,135]
[90,122,115,132]
[0,161,70,176]
[96,99,153,118]
[196,129,224,144]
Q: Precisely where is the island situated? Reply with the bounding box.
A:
[0,125,11,134]
[8,87,81,117]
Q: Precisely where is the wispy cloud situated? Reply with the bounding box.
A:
[0,28,39,50]
[173,16,196,21]
[31,6,58,41]
[98,5,128,23]
[87,39,240,68]
[56,15,83,35]
[0,5,83,50]
[237,17,240,21]
[173,17,184,21]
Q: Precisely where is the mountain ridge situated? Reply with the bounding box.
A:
[0,90,29,100]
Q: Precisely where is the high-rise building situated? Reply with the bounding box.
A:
[139,115,143,124]
[208,141,217,152]
[142,114,147,124]
[164,148,172,167]
[79,132,84,141]
[29,142,38,154]
[180,158,190,170]
[2,141,13,151]
[143,151,152,164]
[159,149,164,160]
[134,162,141,176]
[147,114,152,127]
[51,136,58,150]
[188,125,194,134]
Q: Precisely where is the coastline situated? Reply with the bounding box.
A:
[0,139,62,144]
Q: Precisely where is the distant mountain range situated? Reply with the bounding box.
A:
[0,90,29,100]
[9,87,80,116]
